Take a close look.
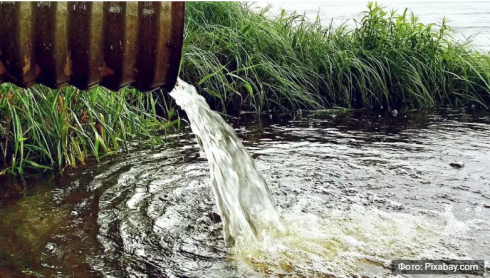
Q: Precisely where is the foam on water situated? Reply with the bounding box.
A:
[234,203,476,277]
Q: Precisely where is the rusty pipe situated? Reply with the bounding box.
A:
[0,1,184,92]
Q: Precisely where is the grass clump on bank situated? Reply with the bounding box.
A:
[2,1,490,175]
[182,1,490,113]
[0,85,177,175]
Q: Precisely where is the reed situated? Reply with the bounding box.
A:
[0,84,178,174]
[182,2,490,113]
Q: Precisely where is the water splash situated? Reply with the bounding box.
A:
[170,79,286,246]
[168,80,479,276]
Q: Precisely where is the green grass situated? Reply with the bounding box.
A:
[2,1,490,175]
[0,85,179,175]
[182,1,490,113]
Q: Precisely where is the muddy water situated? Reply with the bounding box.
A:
[1,109,489,277]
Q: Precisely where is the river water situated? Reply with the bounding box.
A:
[1,106,489,277]
[257,1,490,52]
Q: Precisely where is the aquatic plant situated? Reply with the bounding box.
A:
[2,1,490,175]
[0,84,178,174]
[182,2,490,113]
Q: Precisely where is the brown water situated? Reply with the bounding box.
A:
[1,109,489,277]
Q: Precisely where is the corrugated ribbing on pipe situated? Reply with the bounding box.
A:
[0,1,185,92]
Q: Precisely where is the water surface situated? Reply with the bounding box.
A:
[257,1,490,52]
[1,108,489,277]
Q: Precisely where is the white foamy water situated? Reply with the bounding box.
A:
[170,79,286,247]
[233,199,478,277]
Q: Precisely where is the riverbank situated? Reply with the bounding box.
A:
[1,1,489,174]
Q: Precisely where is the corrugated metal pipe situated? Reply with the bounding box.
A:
[0,2,185,92]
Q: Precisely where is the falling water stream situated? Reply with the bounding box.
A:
[0,81,489,277]
[169,79,286,247]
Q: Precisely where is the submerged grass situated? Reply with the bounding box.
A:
[0,85,178,175]
[182,2,490,113]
